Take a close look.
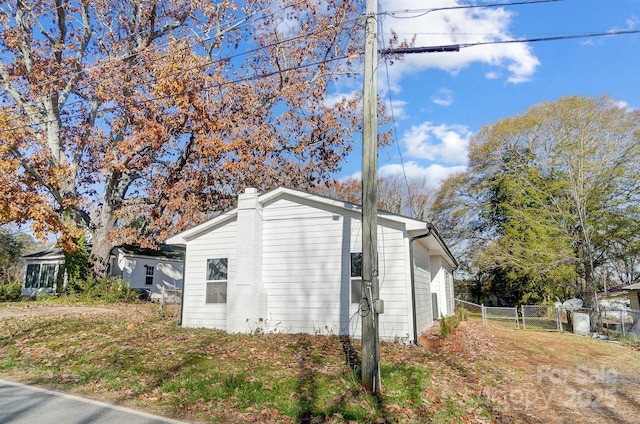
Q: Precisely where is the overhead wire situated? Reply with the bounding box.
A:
[380,29,640,55]
[0,52,357,134]
[0,0,314,94]
[0,4,364,130]
[378,15,416,219]
[379,0,564,19]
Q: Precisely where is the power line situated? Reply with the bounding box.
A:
[379,0,563,18]
[0,0,314,93]
[380,30,640,55]
[0,5,363,125]
[378,18,415,219]
[0,53,355,134]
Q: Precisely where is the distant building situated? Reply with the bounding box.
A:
[22,245,184,300]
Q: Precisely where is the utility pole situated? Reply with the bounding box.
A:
[362,0,380,393]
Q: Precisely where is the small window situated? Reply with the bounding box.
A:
[145,266,154,285]
[350,253,362,304]
[41,264,57,288]
[25,264,40,288]
[206,258,228,304]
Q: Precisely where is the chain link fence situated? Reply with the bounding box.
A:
[482,306,520,329]
[521,304,562,331]
[455,299,482,315]
[595,308,640,340]
[455,298,640,340]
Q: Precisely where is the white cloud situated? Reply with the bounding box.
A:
[379,161,466,187]
[387,98,408,119]
[379,0,540,85]
[324,90,359,108]
[431,88,453,106]
[401,121,471,165]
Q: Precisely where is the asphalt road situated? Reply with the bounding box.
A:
[0,379,190,424]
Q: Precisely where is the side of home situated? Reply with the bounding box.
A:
[167,187,457,342]
[22,247,65,297]
[109,247,184,300]
[22,246,184,299]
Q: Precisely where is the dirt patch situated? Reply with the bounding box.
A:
[424,320,640,424]
[0,304,115,319]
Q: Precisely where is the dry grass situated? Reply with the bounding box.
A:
[1,302,639,423]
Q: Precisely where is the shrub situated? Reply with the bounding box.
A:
[66,276,139,303]
[456,306,469,321]
[0,280,22,302]
[439,314,461,340]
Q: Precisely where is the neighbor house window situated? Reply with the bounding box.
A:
[206,258,228,304]
[24,263,58,289]
[145,266,154,285]
[350,253,362,304]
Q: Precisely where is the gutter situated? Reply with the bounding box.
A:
[179,254,187,326]
[408,224,434,345]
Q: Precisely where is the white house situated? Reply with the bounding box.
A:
[166,187,457,342]
[22,245,184,300]
[108,246,185,301]
[22,246,65,297]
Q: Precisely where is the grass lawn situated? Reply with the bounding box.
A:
[1,301,639,423]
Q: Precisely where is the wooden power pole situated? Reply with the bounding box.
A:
[362,0,380,394]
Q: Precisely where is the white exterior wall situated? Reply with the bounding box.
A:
[118,253,183,297]
[261,198,411,340]
[413,244,433,334]
[181,220,237,329]
[228,188,267,333]
[430,256,455,317]
[21,257,65,297]
[349,218,411,340]
[168,188,457,341]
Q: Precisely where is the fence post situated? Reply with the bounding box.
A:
[482,305,486,326]
[621,310,626,337]
[556,305,563,332]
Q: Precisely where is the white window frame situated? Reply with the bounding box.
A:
[145,266,154,286]
[206,258,228,304]
[350,252,362,304]
[25,263,58,289]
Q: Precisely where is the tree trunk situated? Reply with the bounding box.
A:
[89,204,117,279]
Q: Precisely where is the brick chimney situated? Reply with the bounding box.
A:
[226,188,267,333]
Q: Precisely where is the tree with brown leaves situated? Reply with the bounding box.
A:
[0,0,378,277]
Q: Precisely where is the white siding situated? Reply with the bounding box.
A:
[181,220,237,329]
[262,199,411,340]
[430,257,454,317]
[262,199,347,335]
[413,244,433,334]
[120,255,183,296]
[172,189,456,342]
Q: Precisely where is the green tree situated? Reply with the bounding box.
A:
[432,95,640,304]
[0,225,35,300]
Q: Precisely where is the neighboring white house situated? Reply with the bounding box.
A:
[108,246,185,301]
[22,245,184,300]
[166,187,457,342]
[22,246,65,297]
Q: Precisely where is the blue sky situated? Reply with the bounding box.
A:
[335,0,640,187]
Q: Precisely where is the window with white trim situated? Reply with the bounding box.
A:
[206,258,228,304]
[145,266,154,285]
[24,263,58,289]
[350,253,362,304]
